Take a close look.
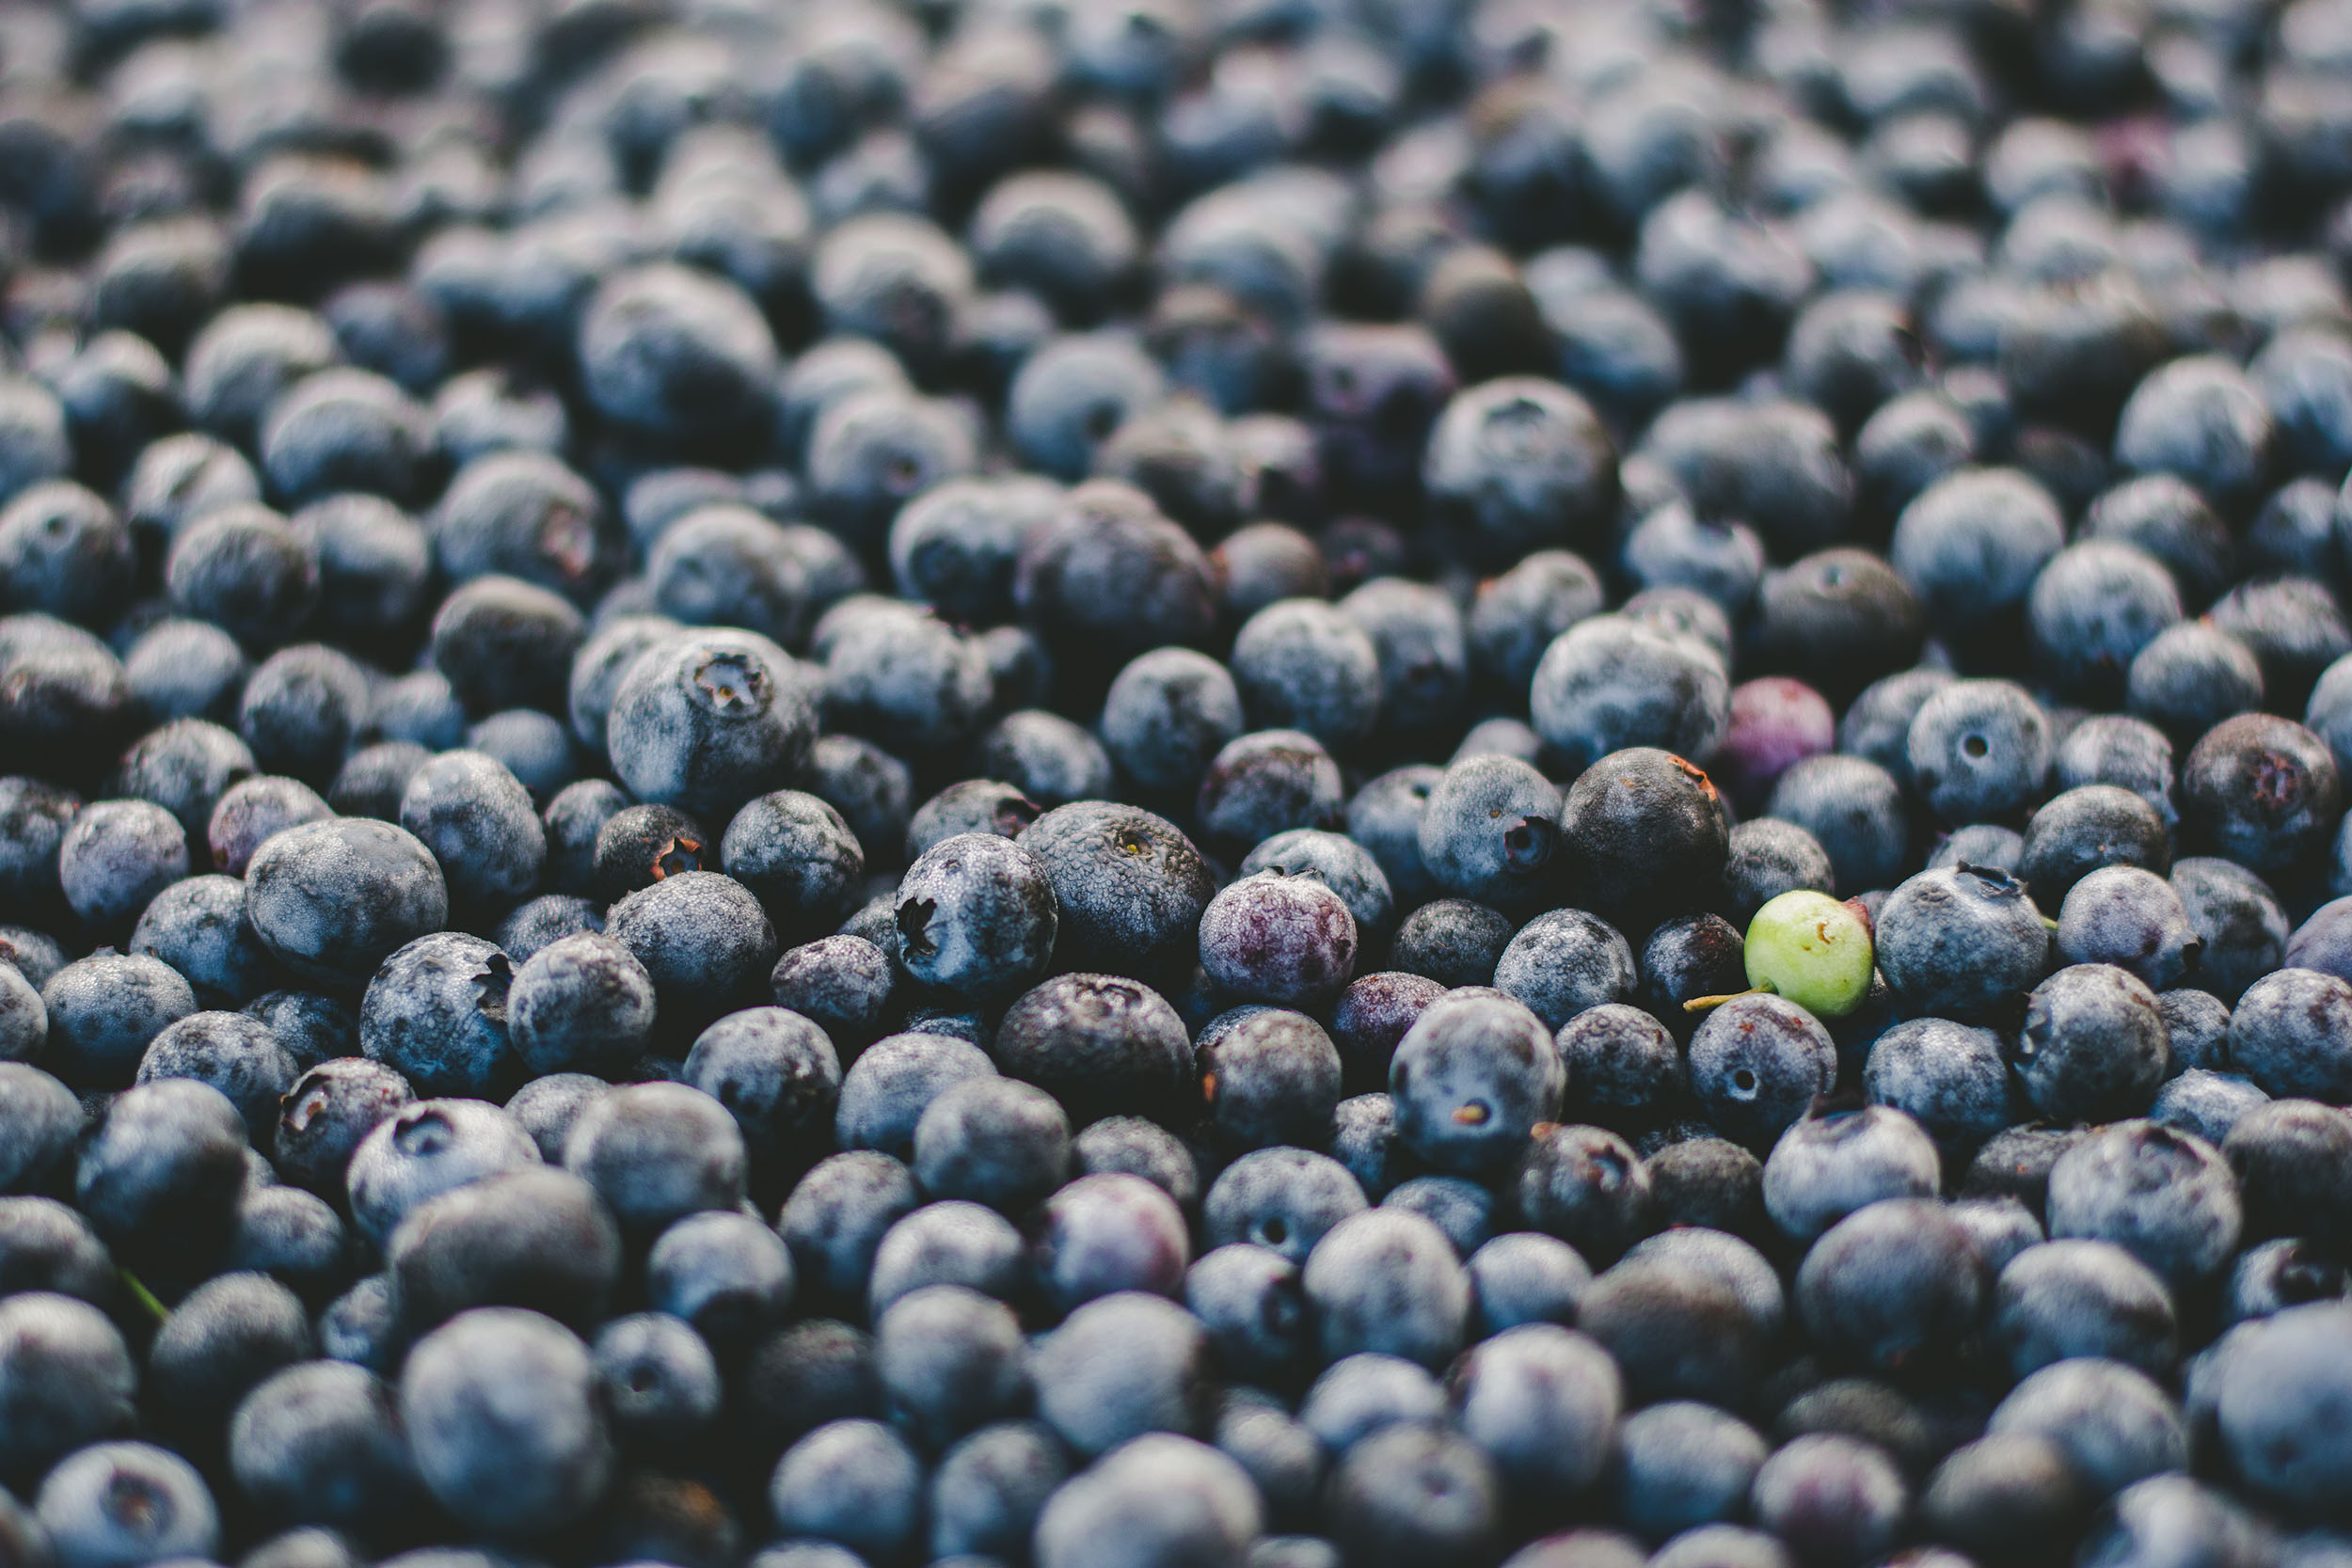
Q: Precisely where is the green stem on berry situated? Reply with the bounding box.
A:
[1682,979,1777,1015]
[118,1268,167,1325]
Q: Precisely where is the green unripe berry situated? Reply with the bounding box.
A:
[1744,889,1875,1020]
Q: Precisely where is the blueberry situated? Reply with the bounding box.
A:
[39,953,194,1089]
[0,483,135,633]
[1380,1174,1491,1256]
[2210,577,2352,715]
[120,621,248,730]
[2057,865,2202,990]
[269,1056,411,1206]
[1036,1290,1215,1456]
[226,1360,420,1536]
[75,1077,247,1267]
[1610,1402,1770,1544]
[1763,755,1909,896]
[837,1031,999,1161]
[1199,871,1359,1009]
[1517,1124,1653,1264]
[1860,1017,2016,1153]
[0,1292,136,1480]
[1196,728,1348,853]
[1989,1357,2186,1501]
[2222,1099,2352,1247]
[399,1307,611,1536]
[127,872,278,1008]
[1875,864,2050,1021]
[1891,467,2066,642]
[1465,1230,1592,1338]
[1327,1422,1503,1568]
[57,797,188,940]
[903,1075,1067,1213]
[389,751,543,918]
[603,870,779,1036]
[488,890,604,964]
[1553,1004,1685,1132]
[2014,787,2173,921]
[1033,1433,1262,1568]
[2081,1477,2279,1568]
[2225,965,2352,1101]
[205,777,329,881]
[926,1418,1068,1561]
[35,1440,220,1568]
[0,961,45,1066]
[1532,616,1729,774]
[1035,1169,1191,1314]
[564,1082,745,1241]
[1797,1196,1988,1374]
[1378,988,1558,1180]
[592,1311,720,1453]
[1762,1106,1941,1245]
[1202,1147,1369,1267]
[2046,1119,2241,1290]
[609,631,817,823]
[1916,1432,2090,1565]
[1687,995,1839,1148]
[645,1207,795,1354]
[345,1097,539,1249]
[1994,1238,2179,1380]
[1193,1006,1339,1150]
[2201,1303,2352,1516]
[1468,550,1605,697]
[379,1162,616,1340]
[764,1149,912,1315]
[1300,1352,1449,1455]
[1747,1434,1909,1568]
[1184,1243,1313,1396]
[136,1011,297,1145]
[1449,1320,1622,1504]
[890,832,1057,1002]
[494,932,655,1080]
[2024,541,2183,705]
[1303,1207,1469,1370]
[1336,767,1438,910]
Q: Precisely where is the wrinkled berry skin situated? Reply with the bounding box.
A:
[1198,872,1359,1009]
[1561,747,1730,927]
[896,833,1059,1000]
[1390,989,1563,1178]
[607,630,818,822]
[243,817,449,987]
[1021,802,1215,981]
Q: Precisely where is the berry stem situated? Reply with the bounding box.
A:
[1682,979,1777,1014]
[118,1268,167,1325]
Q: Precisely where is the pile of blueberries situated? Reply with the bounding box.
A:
[11,0,2352,1560]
